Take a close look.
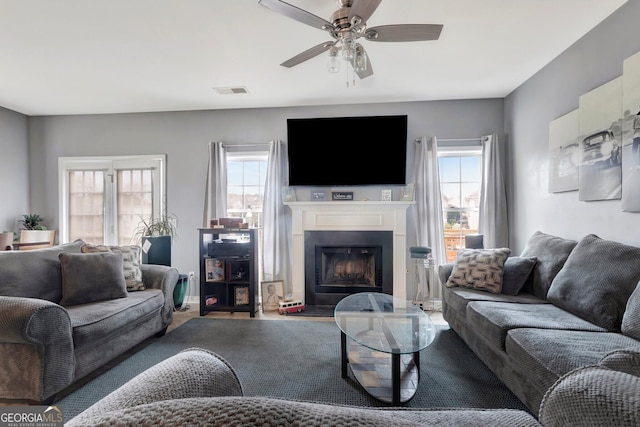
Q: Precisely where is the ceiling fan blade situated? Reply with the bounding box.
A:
[280,41,335,68]
[350,44,374,79]
[348,0,382,23]
[259,0,334,31]
[365,24,443,42]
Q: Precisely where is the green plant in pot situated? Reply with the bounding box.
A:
[19,214,47,230]
[18,214,56,248]
[133,212,178,267]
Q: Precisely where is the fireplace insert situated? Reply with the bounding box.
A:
[305,231,393,305]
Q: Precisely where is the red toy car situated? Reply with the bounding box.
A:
[278,300,305,315]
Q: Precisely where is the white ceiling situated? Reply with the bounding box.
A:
[0,0,628,116]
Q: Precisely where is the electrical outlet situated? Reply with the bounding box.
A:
[188,271,195,278]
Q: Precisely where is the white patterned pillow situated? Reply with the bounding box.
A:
[81,244,145,291]
[446,248,511,294]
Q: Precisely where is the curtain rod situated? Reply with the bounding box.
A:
[415,137,482,142]
[221,143,271,148]
[439,138,482,142]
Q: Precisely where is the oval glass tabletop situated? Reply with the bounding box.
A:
[334,292,436,354]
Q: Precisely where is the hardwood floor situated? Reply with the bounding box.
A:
[171,299,448,330]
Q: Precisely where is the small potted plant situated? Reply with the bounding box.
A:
[18,214,56,247]
[19,214,47,230]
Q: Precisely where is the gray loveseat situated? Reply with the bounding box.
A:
[439,231,640,420]
[66,347,640,426]
[0,240,178,403]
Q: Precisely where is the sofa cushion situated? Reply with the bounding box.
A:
[0,239,85,302]
[547,234,640,331]
[446,248,511,294]
[67,289,164,351]
[506,328,640,394]
[82,244,145,291]
[502,257,537,296]
[519,231,577,299]
[622,283,640,340]
[467,301,607,350]
[59,252,128,307]
[443,286,546,320]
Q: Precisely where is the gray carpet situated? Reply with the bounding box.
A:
[57,318,530,420]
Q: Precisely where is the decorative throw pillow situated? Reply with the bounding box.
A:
[621,283,640,340]
[81,244,145,291]
[519,231,577,299]
[547,234,640,331]
[501,256,537,296]
[59,252,128,306]
[446,248,511,294]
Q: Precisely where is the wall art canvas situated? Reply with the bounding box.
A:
[622,50,640,211]
[578,76,623,201]
[549,109,580,193]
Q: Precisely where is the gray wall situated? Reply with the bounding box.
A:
[28,99,503,275]
[505,0,640,253]
[0,106,29,234]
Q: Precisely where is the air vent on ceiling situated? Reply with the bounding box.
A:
[213,86,249,95]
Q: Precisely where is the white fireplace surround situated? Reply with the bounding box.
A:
[285,201,414,303]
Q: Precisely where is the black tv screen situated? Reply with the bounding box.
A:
[287,115,408,186]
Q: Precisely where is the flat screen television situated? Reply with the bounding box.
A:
[287,115,408,186]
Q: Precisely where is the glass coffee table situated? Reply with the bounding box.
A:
[334,292,436,405]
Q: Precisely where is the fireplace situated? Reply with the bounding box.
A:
[285,201,412,304]
[305,230,393,305]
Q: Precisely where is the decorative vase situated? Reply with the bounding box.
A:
[0,232,13,251]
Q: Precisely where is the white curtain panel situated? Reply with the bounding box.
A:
[413,137,446,277]
[261,140,292,295]
[479,134,509,248]
[203,141,227,227]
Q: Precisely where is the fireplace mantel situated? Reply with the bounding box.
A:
[285,201,414,303]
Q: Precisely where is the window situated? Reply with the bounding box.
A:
[59,155,166,246]
[438,146,482,262]
[226,152,268,228]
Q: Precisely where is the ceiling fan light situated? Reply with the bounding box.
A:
[327,46,341,73]
[341,35,356,60]
[354,48,367,72]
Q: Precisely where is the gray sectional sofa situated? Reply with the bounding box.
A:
[439,230,640,418]
[0,240,178,403]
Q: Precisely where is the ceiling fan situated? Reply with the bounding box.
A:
[258,0,443,81]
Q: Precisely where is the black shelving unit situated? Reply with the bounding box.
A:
[199,228,258,317]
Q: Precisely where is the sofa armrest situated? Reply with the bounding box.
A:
[140,264,179,325]
[0,296,74,401]
[438,263,454,285]
[539,365,640,427]
[67,348,243,426]
[599,345,640,377]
